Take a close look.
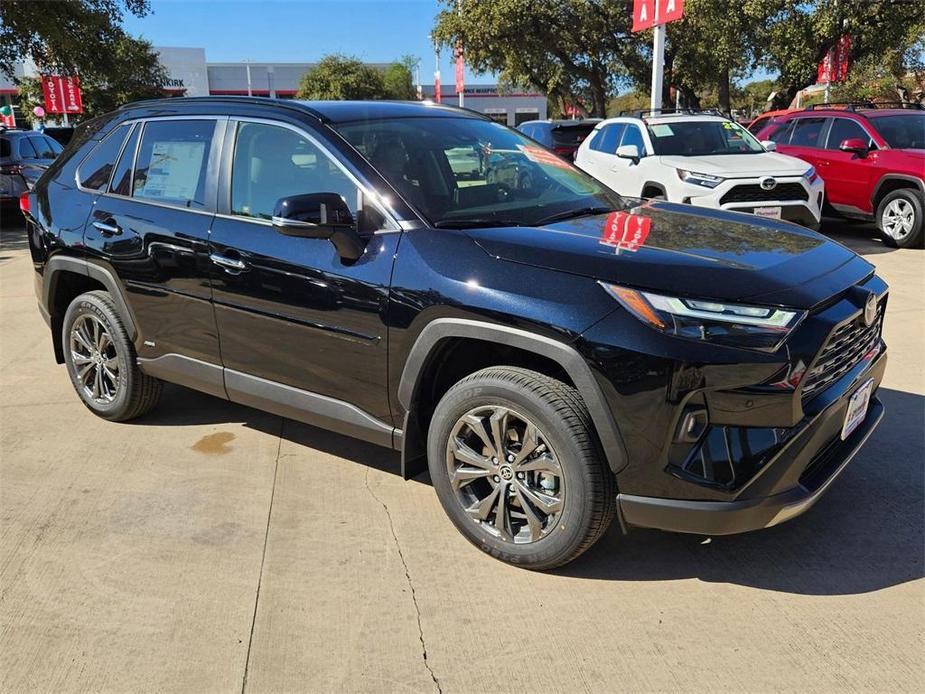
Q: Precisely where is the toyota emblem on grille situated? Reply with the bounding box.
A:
[863,294,878,327]
[759,176,777,191]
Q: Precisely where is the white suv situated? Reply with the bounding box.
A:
[575,112,825,229]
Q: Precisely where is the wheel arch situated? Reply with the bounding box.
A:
[871,175,924,210]
[44,256,138,363]
[641,181,667,199]
[397,318,629,480]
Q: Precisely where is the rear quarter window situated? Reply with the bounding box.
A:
[77,125,131,191]
[0,138,10,158]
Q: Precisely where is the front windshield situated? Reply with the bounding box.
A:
[335,116,624,227]
[647,120,765,156]
[871,114,925,149]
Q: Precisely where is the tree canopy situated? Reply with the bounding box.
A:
[297,55,419,101]
[0,0,151,78]
[433,0,925,116]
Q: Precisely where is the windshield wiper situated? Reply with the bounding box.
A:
[534,206,613,226]
[433,218,525,229]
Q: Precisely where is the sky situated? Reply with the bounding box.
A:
[120,0,493,85]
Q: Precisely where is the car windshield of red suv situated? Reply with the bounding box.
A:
[872,113,925,150]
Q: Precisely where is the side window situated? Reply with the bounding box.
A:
[747,116,768,134]
[619,125,645,154]
[110,124,141,196]
[29,136,56,159]
[230,121,358,221]
[789,118,828,148]
[76,125,130,191]
[133,120,215,208]
[763,120,792,142]
[589,124,626,153]
[826,118,870,149]
[17,137,37,159]
[43,136,64,155]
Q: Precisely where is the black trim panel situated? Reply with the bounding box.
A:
[398,318,629,475]
[137,353,227,399]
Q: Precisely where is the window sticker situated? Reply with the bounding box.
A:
[138,141,206,200]
[650,124,674,137]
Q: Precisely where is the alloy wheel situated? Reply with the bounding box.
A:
[882,198,915,240]
[69,314,121,404]
[445,405,565,544]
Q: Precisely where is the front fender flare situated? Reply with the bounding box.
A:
[398,318,629,477]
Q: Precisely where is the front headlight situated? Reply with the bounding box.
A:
[676,169,725,188]
[802,166,819,184]
[600,283,806,351]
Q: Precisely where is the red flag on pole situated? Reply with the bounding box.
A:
[455,40,464,94]
[434,71,442,103]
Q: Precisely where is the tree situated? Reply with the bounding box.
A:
[296,55,388,100]
[383,56,417,100]
[756,0,925,108]
[0,0,151,78]
[432,0,644,117]
[18,35,166,120]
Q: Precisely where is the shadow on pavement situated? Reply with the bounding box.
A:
[563,387,924,596]
[0,216,29,261]
[819,217,908,256]
[135,380,922,596]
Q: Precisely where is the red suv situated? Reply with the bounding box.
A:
[757,104,924,248]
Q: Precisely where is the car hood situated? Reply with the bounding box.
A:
[657,152,811,177]
[466,200,874,310]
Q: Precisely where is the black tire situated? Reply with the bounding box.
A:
[427,366,616,570]
[62,290,161,421]
[876,188,923,248]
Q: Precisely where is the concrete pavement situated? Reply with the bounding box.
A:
[1,217,922,693]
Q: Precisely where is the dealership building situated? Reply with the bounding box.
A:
[1,46,547,127]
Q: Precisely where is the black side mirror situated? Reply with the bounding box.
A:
[272,193,365,261]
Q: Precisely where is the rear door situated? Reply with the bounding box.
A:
[815,116,880,213]
[84,117,225,374]
[578,122,625,186]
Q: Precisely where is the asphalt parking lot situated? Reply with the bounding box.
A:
[1,215,922,693]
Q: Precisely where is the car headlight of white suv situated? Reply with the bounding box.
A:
[676,169,725,188]
[802,166,819,184]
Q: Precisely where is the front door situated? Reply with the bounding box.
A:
[84,118,224,370]
[815,116,880,213]
[209,119,400,424]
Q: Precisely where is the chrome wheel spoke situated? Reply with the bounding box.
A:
[71,352,92,366]
[70,315,120,404]
[515,479,562,515]
[448,404,565,545]
[73,327,93,352]
[77,362,94,384]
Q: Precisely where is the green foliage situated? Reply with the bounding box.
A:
[296,55,388,100]
[383,59,417,100]
[0,0,151,78]
[17,36,166,120]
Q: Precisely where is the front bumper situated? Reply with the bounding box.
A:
[684,176,824,228]
[618,351,886,535]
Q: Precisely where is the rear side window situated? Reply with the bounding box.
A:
[0,138,10,158]
[825,118,870,149]
[43,136,64,155]
[551,125,595,147]
[789,118,827,148]
[748,116,769,134]
[132,120,215,208]
[110,124,140,196]
[77,125,130,191]
[29,135,58,159]
[589,124,626,153]
[18,137,37,158]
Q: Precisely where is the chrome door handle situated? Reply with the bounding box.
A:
[209,253,249,272]
[92,220,121,236]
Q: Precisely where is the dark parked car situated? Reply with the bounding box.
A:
[22,98,888,569]
[1,129,63,208]
[517,119,600,159]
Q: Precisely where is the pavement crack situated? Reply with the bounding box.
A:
[240,416,285,694]
[365,467,443,694]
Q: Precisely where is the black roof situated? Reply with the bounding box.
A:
[119,96,487,123]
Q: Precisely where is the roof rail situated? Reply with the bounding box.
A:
[618,107,728,118]
[116,95,330,122]
[803,101,924,112]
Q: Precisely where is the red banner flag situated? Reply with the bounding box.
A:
[434,71,441,104]
[42,75,83,114]
[455,40,465,95]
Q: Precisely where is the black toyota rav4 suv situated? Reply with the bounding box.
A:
[22,98,887,569]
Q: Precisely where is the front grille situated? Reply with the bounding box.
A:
[720,182,809,205]
[801,303,884,400]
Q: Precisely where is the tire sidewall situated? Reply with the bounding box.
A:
[427,377,597,568]
[878,189,923,248]
[62,293,133,418]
